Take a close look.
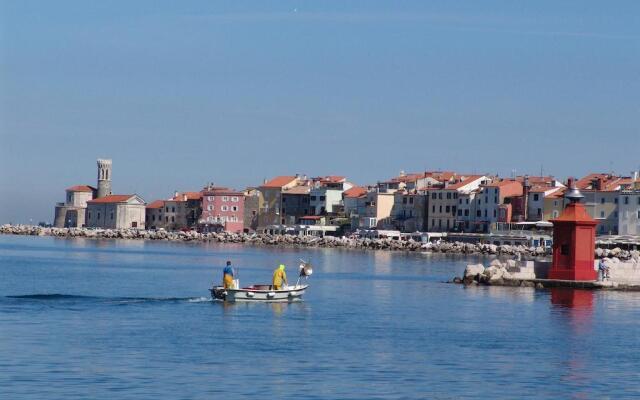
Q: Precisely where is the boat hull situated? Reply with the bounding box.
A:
[210,285,308,303]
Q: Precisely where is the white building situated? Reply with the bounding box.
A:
[86,194,146,229]
[619,186,640,235]
[309,176,353,215]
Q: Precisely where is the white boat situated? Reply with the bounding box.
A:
[210,261,313,303]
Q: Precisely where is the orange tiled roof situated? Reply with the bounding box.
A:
[87,194,135,204]
[66,185,95,192]
[172,191,202,201]
[146,200,165,209]
[344,186,368,198]
[261,176,298,188]
[283,185,310,195]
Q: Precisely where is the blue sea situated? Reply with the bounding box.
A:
[1,235,639,399]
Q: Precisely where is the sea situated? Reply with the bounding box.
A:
[1,235,639,399]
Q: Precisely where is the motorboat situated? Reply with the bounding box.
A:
[210,261,313,303]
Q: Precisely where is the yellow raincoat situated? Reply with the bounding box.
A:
[272,264,287,290]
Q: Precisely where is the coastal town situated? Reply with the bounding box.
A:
[48,159,640,248]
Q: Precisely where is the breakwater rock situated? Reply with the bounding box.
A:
[2,224,636,260]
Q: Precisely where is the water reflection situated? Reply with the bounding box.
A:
[550,288,594,335]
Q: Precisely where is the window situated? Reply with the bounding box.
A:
[231,196,238,202]
[446,193,451,199]
[445,206,450,213]
[466,199,469,204]
[402,197,407,204]
[465,210,469,217]
[459,199,462,204]
[432,193,437,199]
[165,216,168,222]
[478,199,482,205]
[476,210,481,217]
[493,210,497,218]
[533,194,539,201]
[484,210,487,218]
[601,198,605,204]
[207,205,213,211]
[554,200,558,207]
[171,216,175,222]
[222,196,229,202]
[494,196,498,204]
[171,207,175,212]
[624,197,629,205]
[537,208,542,216]
[152,215,155,221]
[88,212,91,219]
[438,193,443,200]
[614,198,618,204]
[553,211,559,218]
[320,196,326,201]
[600,211,605,218]
[310,196,316,201]
[432,205,435,213]
[409,197,414,204]
[485,196,488,203]
[232,206,238,212]
[614,211,618,218]
[222,205,228,212]
[97,212,101,219]
[457,209,462,216]
[110,212,114,220]
[439,206,442,213]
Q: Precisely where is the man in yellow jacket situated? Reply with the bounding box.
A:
[272,264,287,290]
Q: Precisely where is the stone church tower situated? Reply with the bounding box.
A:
[97,158,112,198]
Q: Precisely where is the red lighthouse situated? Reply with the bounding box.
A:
[548,182,598,281]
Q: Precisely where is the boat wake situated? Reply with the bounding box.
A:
[6,294,214,304]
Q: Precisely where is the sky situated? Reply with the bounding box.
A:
[1,0,639,223]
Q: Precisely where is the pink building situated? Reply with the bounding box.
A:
[199,187,245,233]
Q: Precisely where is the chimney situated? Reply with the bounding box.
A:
[567,177,575,189]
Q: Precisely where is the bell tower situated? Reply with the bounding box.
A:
[97,158,112,198]
[548,180,598,281]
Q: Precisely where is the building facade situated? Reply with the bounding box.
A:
[200,187,245,233]
[54,185,96,228]
[86,194,146,229]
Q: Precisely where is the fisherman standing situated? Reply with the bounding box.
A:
[272,264,288,290]
[222,260,235,289]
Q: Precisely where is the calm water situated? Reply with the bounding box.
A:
[1,236,640,399]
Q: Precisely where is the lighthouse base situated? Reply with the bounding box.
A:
[548,267,597,281]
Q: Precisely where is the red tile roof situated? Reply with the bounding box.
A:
[87,194,135,204]
[315,175,345,184]
[146,200,165,209]
[172,191,202,201]
[261,176,298,188]
[343,186,368,198]
[66,185,95,192]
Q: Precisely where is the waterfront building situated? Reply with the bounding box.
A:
[145,200,165,230]
[86,194,146,229]
[575,173,635,235]
[53,185,96,228]
[355,190,395,229]
[257,175,302,227]
[618,174,640,235]
[309,176,353,216]
[243,188,262,232]
[526,186,565,222]
[199,187,245,233]
[281,185,311,225]
[473,179,524,233]
[386,191,428,232]
[426,175,489,232]
[53,159,113,228]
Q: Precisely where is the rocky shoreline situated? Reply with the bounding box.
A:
[1,224,636,261]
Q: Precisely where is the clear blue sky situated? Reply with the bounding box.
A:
[1,1,639,223]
